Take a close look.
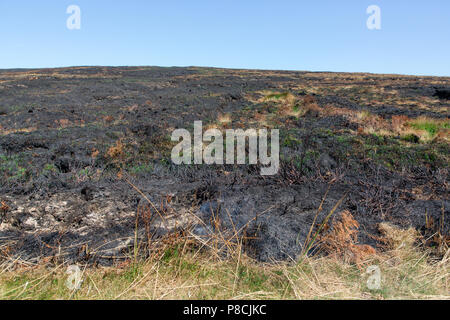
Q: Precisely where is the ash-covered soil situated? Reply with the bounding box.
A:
[0,66,448,265]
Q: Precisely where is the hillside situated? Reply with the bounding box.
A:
[0,66,448,266]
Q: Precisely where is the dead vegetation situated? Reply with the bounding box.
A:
[354,113,449,142]
[0,66,448,300]
[1,180,447,300]
[106,140,125,161]
[318,211,377,267]
[261,92,322,118]
[0,217,448,300]
[261,89,448,143]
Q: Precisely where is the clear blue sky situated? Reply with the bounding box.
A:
[1,0,449,76]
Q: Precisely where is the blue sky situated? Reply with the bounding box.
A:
[0,1,449,76]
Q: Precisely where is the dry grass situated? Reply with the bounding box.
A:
[259,92,448,143]
[0,126,38,135]
[205,113,233,130]
[103,115,115,123]
[325,107,449,143]
[360,113,450,141]
[0,221,448,300]
[318,211,377,267]
[407,117,450,142]
[0,70,121,81]
[264,92,298,117]
[217,113,232,125]
[106,140,125,160]
[262,92,322,118]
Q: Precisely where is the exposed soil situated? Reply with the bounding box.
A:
[0,66,448,265]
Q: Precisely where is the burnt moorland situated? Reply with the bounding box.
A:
[0,66,448,265]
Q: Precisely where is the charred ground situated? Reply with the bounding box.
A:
[0,66,448,265]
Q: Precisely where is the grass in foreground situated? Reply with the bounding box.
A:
[0,223,448,300]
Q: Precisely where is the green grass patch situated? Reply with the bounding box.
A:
[0,154,29,182]
[265,92,289,100]
[409,119,449,137]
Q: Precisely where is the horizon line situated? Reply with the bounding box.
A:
[0,65,449,78]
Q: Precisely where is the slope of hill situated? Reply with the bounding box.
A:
[0,66,448,266]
